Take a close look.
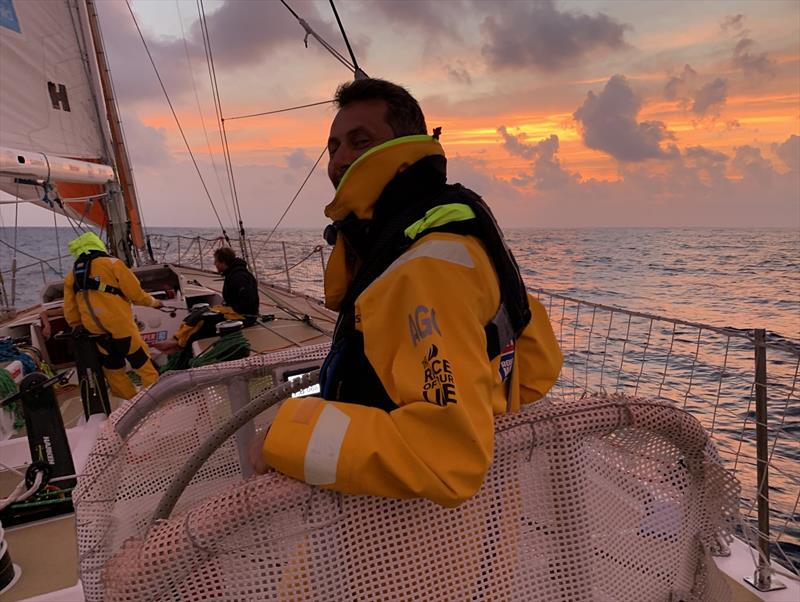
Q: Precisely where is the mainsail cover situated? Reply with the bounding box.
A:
[0,0,111,227]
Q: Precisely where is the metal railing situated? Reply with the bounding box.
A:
[143,235,800,588]
[531,288,799,591]
[145,234,327,298]
[0,252,72,311]
[0,234,329,314]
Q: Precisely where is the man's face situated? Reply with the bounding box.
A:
[214,258,226,274]
[327,99,395,188]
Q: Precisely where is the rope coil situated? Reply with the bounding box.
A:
[0,339,36,375]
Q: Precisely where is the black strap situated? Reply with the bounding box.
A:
[448,186,531,358]
[73,252,125,298]
[74,277,124,298]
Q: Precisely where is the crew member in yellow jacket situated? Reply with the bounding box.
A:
[251,78,562,507]
[63,232,162,400]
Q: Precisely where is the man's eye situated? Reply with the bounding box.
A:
[354,138,371,148]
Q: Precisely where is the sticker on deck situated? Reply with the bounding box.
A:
[142,330,168,345]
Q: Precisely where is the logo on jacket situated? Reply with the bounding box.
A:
[421,344,458,406]
[499,340,515,381]
[409,305,441,346]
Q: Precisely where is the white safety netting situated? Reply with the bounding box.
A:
[75,354,739,601]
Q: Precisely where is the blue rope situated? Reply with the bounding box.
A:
[0,338,37,374]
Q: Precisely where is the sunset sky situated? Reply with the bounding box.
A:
[7,0,800,229]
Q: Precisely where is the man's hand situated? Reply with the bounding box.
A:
[249,429,270,475]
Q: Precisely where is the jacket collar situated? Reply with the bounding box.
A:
[324,135,445,222]
[222,257,248,275]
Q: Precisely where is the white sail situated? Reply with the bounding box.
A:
[0,0,139,256]
[0,0,107,161]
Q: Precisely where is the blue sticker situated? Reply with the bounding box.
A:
[0,0,21,34]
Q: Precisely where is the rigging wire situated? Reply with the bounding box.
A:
[11,187,19,304]
[52,211,63,275]
[48,188,90,237]
[12,186,19,260]
[63,203,88,235]
[279,0,357,74]
[251,146,327,260]
[249,0,369,269]
[0,195,6,275]
[71,193,97,231]
[124,0,231,244]
[225,99,335,122]
[0,239,66,275]
[72,0,148,264]
[328,0,366,78]
[60,192,107,203]
[0,195,9,309]
[198,0,244,257]
[176,0,236,231]
[67,0,119,226]
[197,0,236,230]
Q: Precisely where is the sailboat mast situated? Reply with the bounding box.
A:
[80,0,147,266]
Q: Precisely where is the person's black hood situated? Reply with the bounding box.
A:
[223,257,250,275]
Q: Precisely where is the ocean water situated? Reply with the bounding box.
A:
[2,226,799,566]
[2,227,798,340]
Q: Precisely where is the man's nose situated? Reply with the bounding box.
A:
[335,161,350,180]
[333,145,357,171]
[331,154,354,180]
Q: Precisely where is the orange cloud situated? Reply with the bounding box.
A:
[136,72,798,190]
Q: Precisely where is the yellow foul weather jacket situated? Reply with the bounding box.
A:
[263,136,562,507]
[64,256,160,336]
[63,233,161,400]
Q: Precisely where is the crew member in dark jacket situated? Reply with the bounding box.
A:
[216,247,259,322]
[155,247,260,353]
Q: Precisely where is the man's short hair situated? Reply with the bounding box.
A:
[334,78,427,137]
[214,246,236,266]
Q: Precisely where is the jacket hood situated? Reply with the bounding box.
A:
[223,257,250,273]
[68,232,107,258]
[322,136,448,311]
[324,135,445,222]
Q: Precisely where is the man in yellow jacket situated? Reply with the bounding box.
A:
[252,78,562,507]
[63,232,162,400]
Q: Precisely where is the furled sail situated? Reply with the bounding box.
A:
[0,0,113,230]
